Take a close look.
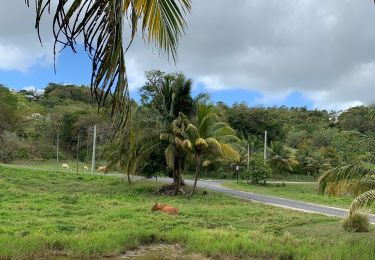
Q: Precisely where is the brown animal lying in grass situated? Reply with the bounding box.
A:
[151,203,179,215]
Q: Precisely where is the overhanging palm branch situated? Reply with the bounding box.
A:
[26,0,191,129]
[318,165,375,215]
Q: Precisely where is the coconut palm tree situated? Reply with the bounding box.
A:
[26,0,191,127]
[160,112,190,194]
[182,103,240,196]
[106,107,162,183]
[268,141,293,180]
[318,165,375,216]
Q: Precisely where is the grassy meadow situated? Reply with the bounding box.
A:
[0,164,374,259]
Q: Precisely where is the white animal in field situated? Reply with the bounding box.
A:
[62,163,70,170]
[98,165,108,173]
[83,165,89,171]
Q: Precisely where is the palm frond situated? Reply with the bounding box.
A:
[205,137,222,154]
[26,0,191,129]
[212,125,236,138]
[350,189,375,214]
[184,124,200,142]
[165,144,177,169]
[220,143,240,162]
[182,139,192,152]
[195,137,208,151]
[318,165,375,194]
[135,0,191,61]
[216,134,240,144]
[160,133,174,143]
[198,112,218,137]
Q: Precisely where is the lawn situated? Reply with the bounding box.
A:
[223,181,375,213]
[0,164,374,259]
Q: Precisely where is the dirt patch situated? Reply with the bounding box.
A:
[116,244,211,260]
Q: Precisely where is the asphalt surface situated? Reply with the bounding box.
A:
[145,176,375,223]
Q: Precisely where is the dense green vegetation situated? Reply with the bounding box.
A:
[1,164,375,259]
[2,78,374,183]
[0,83,112,164]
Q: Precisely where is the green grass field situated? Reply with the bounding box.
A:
[223,181,375,213]
[0,164,374,259]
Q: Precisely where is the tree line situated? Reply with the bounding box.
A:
[1,72,374,195]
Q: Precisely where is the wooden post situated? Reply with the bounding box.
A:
[76,134,80,174]
[56,134,59,173]
[264,131,267,163]
[247,142,250,171]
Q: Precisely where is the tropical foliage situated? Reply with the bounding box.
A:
[1,74,374,192]
[26,0,191,127]
[106,107,162,183]
[318,165,375,216]
[181,103,240,195]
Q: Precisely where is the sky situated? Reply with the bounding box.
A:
[1,1,375,110]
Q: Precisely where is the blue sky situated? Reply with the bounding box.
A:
[0,46,314,109]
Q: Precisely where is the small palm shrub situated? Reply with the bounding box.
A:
[342,212,369,232]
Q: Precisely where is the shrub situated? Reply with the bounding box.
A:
[342,212,369,232]
[244,153,271,184]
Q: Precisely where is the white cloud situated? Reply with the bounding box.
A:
[0,1,55,71]
[2,0,375,109]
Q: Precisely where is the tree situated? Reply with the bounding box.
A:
[268,141,293,180]
[0,87,18,132]
[141,71,208,186]
[244,153,271,184]
[318,165,375,216]
[140,70,207,121]
[107,107,161,184]
[26,0,191,126]
[160,113,190,194]
[181,103,240,196]
[0,131,19,163]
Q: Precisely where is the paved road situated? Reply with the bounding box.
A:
[143,176,375,223]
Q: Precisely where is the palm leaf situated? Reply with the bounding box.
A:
[205,137,222,154]
[26,0,191,129]
[349,189,375,215]
[184,124,200,142]
[165,144,177,169]
[220,143,240,162]
[318,165,375,195]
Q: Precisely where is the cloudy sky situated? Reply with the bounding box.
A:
[1,0,375,110]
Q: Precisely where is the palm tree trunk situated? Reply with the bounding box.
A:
[126,162,132,185]
[190,153,201,197]
[175,158,182,195]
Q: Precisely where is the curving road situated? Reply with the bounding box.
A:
[147,176,375,224]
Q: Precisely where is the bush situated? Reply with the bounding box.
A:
[342,212,369,232]
[244,153,271,184]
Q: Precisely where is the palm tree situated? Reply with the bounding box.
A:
[268,141,292,180]
[107,107,162,183]
[182,103,240,196]
[160,113,189,194]
[318,165,375,216]
[140,71,209,122]
[26,0,191,127]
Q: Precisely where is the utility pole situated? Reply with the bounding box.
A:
[91,125,97,174]
[263,131,268,163]
[76,134,80,174]
[56,133,59,173]
[236,165,239,183]
[247,141,250,171]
